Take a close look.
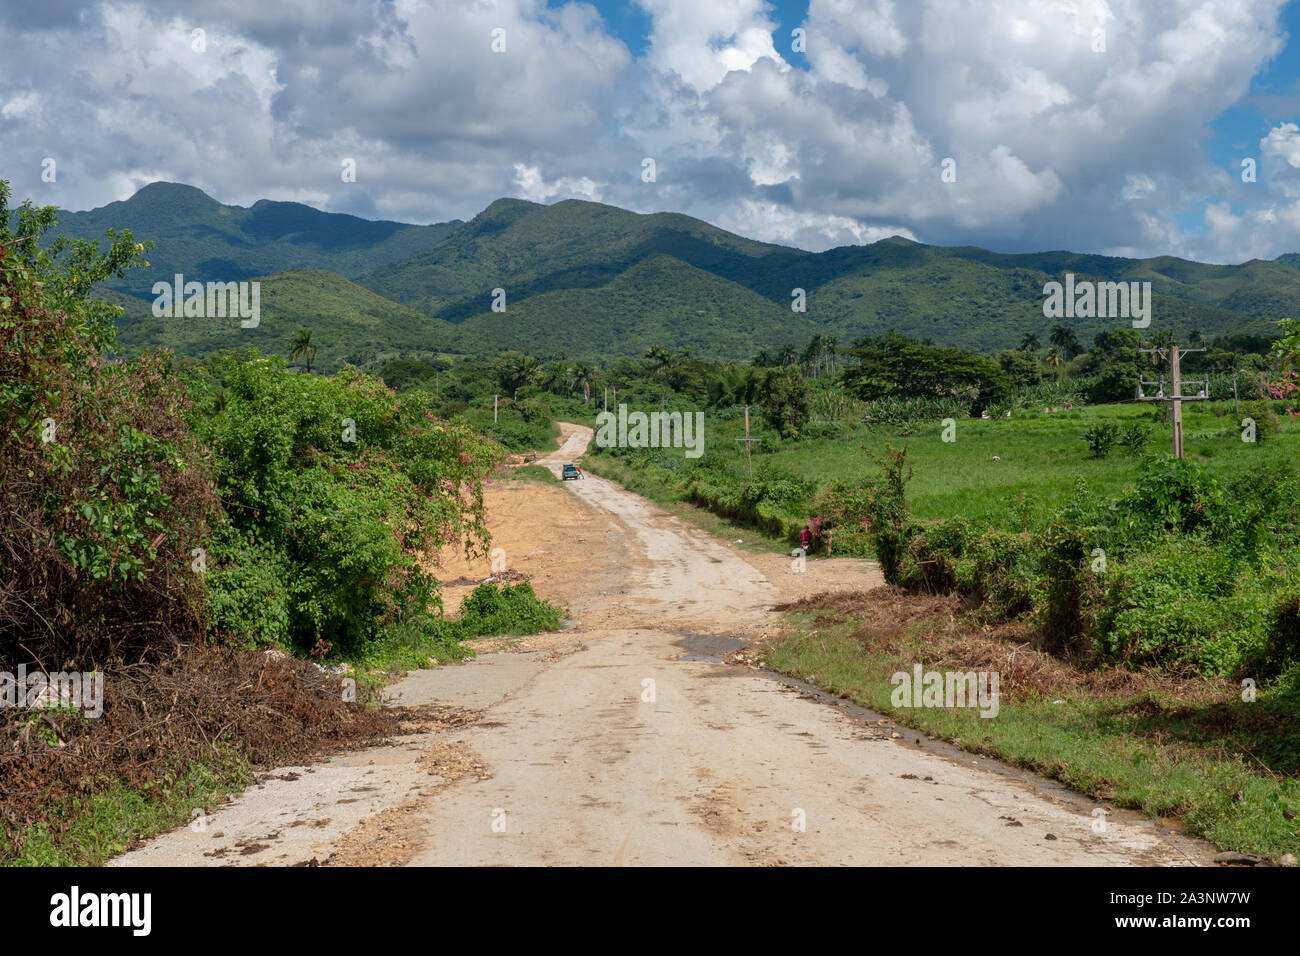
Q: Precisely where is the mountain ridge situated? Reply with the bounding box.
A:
[54,182,1300,361]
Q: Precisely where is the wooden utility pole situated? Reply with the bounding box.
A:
[1171,343,1183,458]
[1138,342,1206,458]
[494,394,498,424]
[734,405,761,478]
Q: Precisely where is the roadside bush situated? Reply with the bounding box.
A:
[204,355,501,656]
[808,446,920,574]
[202,527,291,649]
[1261,592,1300,675]
[897,517,968,593]
[683,462,811,539]
[0,187,217,668]
[1118,455,1224,536]
[454,580,561,638]
[858,446,914,581]
[1037,521,1106,657]
[1093,539,1263,676]
[896,519,1037,620]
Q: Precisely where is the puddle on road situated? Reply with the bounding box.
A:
[673,632,749,663]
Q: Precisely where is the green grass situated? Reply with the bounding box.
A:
[580,452,791,553]
[5,749,252,866]
[509,464,559,483]
[767,402,1300,528]
[588,400,1300,532]
[765,614,1300,861]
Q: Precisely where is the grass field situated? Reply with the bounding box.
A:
[776,403,1299,527]
[587,399,1300,532]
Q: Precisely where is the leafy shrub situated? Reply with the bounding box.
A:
[454,581,561,638]
[202,528,291,649]
[203,355,501,656]
[1093,540,1265,676]
[855,446,914,581]
[1082,421,1120,458]
[895,519,1037,620]
[0,184,217,667]
[897,517,968,593]
[1238,400,1281,444]
[683,462,812,539]
[1119,455,1224,536]
[1037,521,1106,656]
[1117,422,1150,454]
[1261,592,1300,675]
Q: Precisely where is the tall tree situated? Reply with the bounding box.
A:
[1019,333,1041,352]
[289,327,317,373]
[822,335,838,378]
[493,350,539,399]
[840,333,1008,402]
[1049,325,1080,359]
[644,344,672,377]
[568,362,596,404]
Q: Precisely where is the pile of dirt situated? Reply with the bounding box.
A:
[0,644,400,860]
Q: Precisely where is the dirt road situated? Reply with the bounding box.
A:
[113,423,1213,867]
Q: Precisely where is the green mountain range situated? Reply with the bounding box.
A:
[114,269,474,369]
[55,182,461,298]
[53,182,1300,364]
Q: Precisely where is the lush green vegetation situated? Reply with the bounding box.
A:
[20,177,1300,859]
[52,181,459,299]
[358,196,1297,357]
[0,182,561,864]
[67,184,1300,366]
[191,353,502,658]
[453,580,562,639]
[114,268,476,371]
[575,331,1300,687]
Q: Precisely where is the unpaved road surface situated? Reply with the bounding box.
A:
[114,423,1214,867]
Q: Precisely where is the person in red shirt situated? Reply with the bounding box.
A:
[798,526,812,553]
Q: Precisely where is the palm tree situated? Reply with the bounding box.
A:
[289,328,317,373]
[493,350,539,399]
[776,343,798,367]
[644,344,672,378]
[822,335,839,377]
[1049,325,1079,360]
[1045,347,1062,373]
[802,334,838,378]
[1019,333,1041,352]
[569,362,596,404]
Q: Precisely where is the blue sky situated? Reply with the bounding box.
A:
[3,0,1299,262]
